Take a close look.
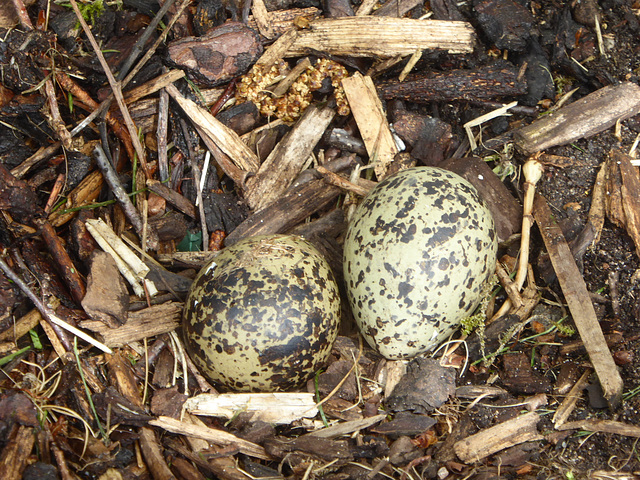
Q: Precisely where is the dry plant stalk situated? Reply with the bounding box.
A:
[288,17,475,57]
[492,158,543,321]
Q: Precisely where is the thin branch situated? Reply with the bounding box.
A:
[0,256,112,354]
[67,0,148,175]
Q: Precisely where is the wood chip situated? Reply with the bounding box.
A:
[183,392,318,424]
[245,105,335,210]
[287,17,475,57]
[307,414,386,438]
[533,193,623,408]
[454,412,542,463]
[80,302,183,347]
[514,82,640,155]
[556,418,640,438]
[149,416,270,460]
[165,83,259,178]
[342,72,398,180]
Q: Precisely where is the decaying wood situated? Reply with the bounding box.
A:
[80,302,182,347]
[245,105,335,210]
[514,82,640,155]
[254,27,300,68]
[441,156,522,243]
[533,193,623,409]
[453,412,542,463]
[0,307,43,343]
[308,414,386,438]
[379,65,527,104]
[0,425,35,480]
[183,392,318,424]
[85,218,157,297]
[249,8,320,42]
[556,418,640,438]
[604,149,640,258]
[225,179,341,245]
[93,145,160,251]
[48,170,103,227]
[147,179,197,219]
[553,369,590,428]
[156,251,219,269]
[123,69,185,104]
[342,72,398,180]
[316,165,373,196]
[165,83,259,181]
[150,416,270,460]
[10,142,61,179]
[287,17,475,57]
[251,0,276,39]
[588,162,607,246]
[107,352,175,478]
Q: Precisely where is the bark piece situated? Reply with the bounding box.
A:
[473,0,535,52]
[167,22,263,86]
[81,251,130,327]
[605,149,640,258]
[453,412,542,463]
[373,0,422,17]
[393,111,453,165]
[244,105,335,210]
[533,193,623,409]
[93,386,154,426]
[79,302,183,347]
[287,17,475,57]
[379,64,527,103]
[151,386,189,418]
[371,412,437,436]
[514,82,640,156]
[225,179,342,245]
[385,357,456,413]
[441,156,522,243]
[501,352,551,395]
[342,72,398,180]
[0,425,35,480]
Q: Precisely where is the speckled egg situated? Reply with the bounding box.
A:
[343,167,497,359]
[183,234,340,392]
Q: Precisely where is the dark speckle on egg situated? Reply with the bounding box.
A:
[343,167,497,360]
[183,235,340,392]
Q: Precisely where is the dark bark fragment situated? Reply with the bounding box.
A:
[167,22,263,86]
[378,64,527,104]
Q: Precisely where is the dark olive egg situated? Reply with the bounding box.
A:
[183,234,340,391]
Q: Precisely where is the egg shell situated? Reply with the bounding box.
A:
[183,234,340,392]
[343,167,498,359]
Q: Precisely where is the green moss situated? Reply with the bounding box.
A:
[60,0,105,27]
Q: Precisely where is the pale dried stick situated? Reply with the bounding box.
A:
[0,256,112,354]
[491,158,544,321]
